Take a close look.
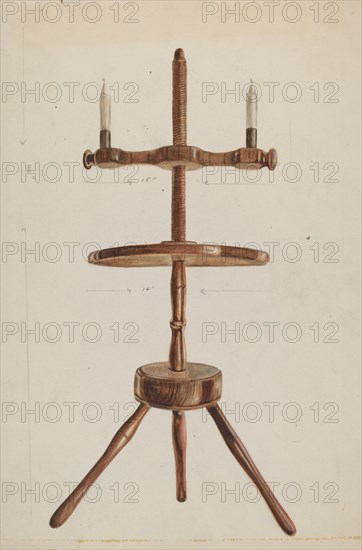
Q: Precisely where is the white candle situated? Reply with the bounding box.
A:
[100,80,111,131]
[246,80,258,129]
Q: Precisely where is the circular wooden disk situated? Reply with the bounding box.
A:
[88,242,269,268]
[134,362,222,410]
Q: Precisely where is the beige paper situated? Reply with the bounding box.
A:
[1,1,361,548]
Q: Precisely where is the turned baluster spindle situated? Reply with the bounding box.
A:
[169,260,187,372]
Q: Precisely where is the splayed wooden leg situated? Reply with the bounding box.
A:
[50,403,149,528]
[207,404,296,536]
[172,410,187,502]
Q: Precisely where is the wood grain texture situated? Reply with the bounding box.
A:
[88,241,269,268]
[134,362,222,410]
[50,403,149,528]
[207,404,296,536]
[83,145,277,171]
[172,410,187,502]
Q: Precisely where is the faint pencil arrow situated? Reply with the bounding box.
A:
[86,289,132,293]
[201,288,269,295]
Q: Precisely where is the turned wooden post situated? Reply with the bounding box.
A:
[169,260,187,371]
[169,48,187,373]
[169,48,188,502]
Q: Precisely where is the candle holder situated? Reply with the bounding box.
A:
[50,49,296,536]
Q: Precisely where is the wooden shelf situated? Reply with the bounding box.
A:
[88,241,269,268]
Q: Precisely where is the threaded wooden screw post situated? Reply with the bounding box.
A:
[171,48,187,242]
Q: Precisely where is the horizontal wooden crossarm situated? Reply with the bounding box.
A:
[83,145,277,171]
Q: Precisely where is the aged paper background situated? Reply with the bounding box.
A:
[1,1,361,549]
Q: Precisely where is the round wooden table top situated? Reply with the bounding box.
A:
[88,241,269,268]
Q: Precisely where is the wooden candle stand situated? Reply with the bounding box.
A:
[50,49,296,536]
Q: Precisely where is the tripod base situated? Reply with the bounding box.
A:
[50,363,296,536]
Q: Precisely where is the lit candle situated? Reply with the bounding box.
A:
[100,80,111,148]
[246,80,257,148]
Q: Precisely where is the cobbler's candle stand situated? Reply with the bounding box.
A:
[50,49,296,536]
